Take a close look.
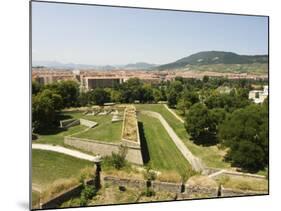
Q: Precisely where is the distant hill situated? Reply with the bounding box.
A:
[123,62,156,70]
[156,51,268,70]
[32,61,155,70]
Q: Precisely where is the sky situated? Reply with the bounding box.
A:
[32,1,268,65]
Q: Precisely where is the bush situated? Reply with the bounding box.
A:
[143,165,157,181]
[103,146,128,170]
[80,185,97,206]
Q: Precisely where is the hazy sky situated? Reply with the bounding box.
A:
[32,1,268,65]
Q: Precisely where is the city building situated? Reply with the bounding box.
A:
[248,85,268,104]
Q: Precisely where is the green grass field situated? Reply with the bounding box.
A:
[32,149,92,187]
[36,111,123,145]
[73,115,122,143]
[138,113,191,173]
[32,191,40,208]
[135,104,230,169]
[35,124,87,146]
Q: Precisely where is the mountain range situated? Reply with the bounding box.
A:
[32,61,156,70]
[156,51,268,70]
[33,51,268,72]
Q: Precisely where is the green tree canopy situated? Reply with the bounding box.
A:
[32,89,63,131]
[218,104,268,172]
[90,88,110,106]
[185,103,218,145]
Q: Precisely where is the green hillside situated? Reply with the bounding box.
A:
[157,51,268,72]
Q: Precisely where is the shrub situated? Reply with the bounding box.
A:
[80,185,97,206]
[103,146,128,170]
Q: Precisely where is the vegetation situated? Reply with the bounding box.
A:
[36,124,87,146]
[156,51,268,71]
[102,147,129,170]
[138,113,191,172]
[80,184,97,206]
[32,149,92,186]
[74,115,122,143]
[216,175,268,192]
[219,103,268,172]
[136,104,230,169]
[185,103,218,145]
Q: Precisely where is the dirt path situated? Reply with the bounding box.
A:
[140,110,205,172]
[164,104,184,123]
[32,144,98,162]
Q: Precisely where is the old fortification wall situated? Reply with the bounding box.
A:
[103,176,267,197]
[64,136,143,165]
[40,180,94,209]
[39,176,267,209]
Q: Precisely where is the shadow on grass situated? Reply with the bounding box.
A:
[56,114,74,121]
[36,127,66,136]
[138,121,150,164]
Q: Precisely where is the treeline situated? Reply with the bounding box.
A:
[177,76,268,173]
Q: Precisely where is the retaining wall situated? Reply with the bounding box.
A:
[103,176,266,197]
[64,136,143,165]
[40,180,94,209]
[79,118,97,128]
[60,119,80,128]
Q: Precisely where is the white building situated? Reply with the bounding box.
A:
[249,85,268,104]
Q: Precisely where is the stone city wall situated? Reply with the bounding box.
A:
[64,136,143,165]
[103,176,266,197]
[40,180,94,209]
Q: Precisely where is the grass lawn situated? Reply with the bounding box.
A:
[32,191,40,208]
[36,111,122,145]
[216,175,268,192]
[73,115,122,143]
[135,104,230,169]
[35,124,87,146]
[32,149,92,188]
[138,113,191,173]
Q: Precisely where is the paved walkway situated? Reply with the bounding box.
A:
[140,110,205,172]
[32,144,98,162]
[164,104,184,123]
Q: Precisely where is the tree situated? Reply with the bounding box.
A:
[141,84,154,103]
[32,80,42,95]
[152,88,162,102]
[205,92,250,112]
[45,80,80,108]
[56,80,80,108]
[183,90,199,105]
[78,91,91,106]
[177,98,191,116]
[90,88,110,106]
[218,104,268,172]
[109,89,122,103]
[167,89,178,108]
[203,75,209,83]
[32,89,63,131]
[185,103,218,145]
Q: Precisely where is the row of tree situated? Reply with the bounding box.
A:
[185,97,268,172]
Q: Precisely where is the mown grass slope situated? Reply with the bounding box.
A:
[136,104,230,169]
[32,149,92,187]
[138,113,191,172]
